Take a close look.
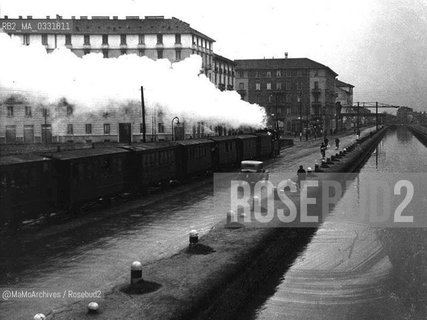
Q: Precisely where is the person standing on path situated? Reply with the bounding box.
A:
[335,137,340,150]
[320,142,326,159]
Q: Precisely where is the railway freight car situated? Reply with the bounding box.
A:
[121,142,179,192]
[210,136,240,169]
[235,135,258,162]
[43,147,131,213]
[254,133,274,159]
[0,154,57,226]
[175,139,214,178]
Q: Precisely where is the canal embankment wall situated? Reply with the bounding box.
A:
[51,127,388,320]
[407,124,427,147]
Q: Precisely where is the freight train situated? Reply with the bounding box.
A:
[0,133,278,227]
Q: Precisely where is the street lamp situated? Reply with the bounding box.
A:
[298,93,302,141]
[171,116,180,141]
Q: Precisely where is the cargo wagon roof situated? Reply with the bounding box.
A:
[42,147,128,160]
[0,154,51,166]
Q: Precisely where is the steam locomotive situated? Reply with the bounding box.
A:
[0,133,278,227]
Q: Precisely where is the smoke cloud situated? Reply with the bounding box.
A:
[0,33,266,128]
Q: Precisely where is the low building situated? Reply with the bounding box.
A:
[235,57,338,135]
[0,95,235,144]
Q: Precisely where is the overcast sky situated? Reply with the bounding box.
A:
[1,0,426,111]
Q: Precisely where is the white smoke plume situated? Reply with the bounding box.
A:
[0,33,266,128]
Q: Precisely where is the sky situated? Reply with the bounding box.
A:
[1,0,426,112]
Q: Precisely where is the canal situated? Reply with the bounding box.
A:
[237,126,427,320]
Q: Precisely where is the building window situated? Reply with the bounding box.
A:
[192,35,195,45]
[268,95,273,103]
[67,124,73,135]
[266,71,271,78]
[286,94,292,103]
[239,83,244,90]
[157,34,163,44]
[7,106,13,117]
[66,105,73,116]
[84,35,90,45]
[175,34,181,44]
[314,81,319,89]
[255,71,259,78]
[175,49,182,61]
[102,34,108,45]
[297,70,302,77]
[266,83,272,90]
[42,34,48,45]
[138,34,145,44]
[276,70,281,77]
[138,49,145,57]
[158,123,165,133]
[286,81,291,90]
[276,82,282,90]
[25,106,32,117]
[255,82,261,90]
[120,49,127,55]
[85,124,92,134]
[102,50,108,58]
[157,49,163,59]
[286,71,291,77]
[104,123,110,134]
[65,34,71,45]
[297,81,302,90]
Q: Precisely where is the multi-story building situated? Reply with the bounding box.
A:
[213,54,235,91]
[397,106,414,124]
[235,57,338,135]
[0,15,215,79]
[335,79,354,130]
[0,15,239,144]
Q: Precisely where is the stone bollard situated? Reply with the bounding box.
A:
[226,210,235,224]
[321,159,329,168]
[252,196,260,212]
[189,230,199,245]
[87,302,99,314]
[34,314,46,320]
[131,261,143,285]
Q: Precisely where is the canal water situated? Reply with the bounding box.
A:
[237,126,427,320]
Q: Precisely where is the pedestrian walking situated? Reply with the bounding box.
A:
[324,137,329,148]
[297,165,306,188]
[335,137,340,150]
[320,142,326,159]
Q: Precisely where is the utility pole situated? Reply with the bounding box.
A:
[140,86,146,142]
[357,101,360,134]
[376,101,379,130]
[299,93,302,141]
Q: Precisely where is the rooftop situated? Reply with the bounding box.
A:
[336,79,355,88]
[234,58,338,76]
[0,16,215,41]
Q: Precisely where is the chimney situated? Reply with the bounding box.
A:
[46,16,50,19]
[285,52,288,59]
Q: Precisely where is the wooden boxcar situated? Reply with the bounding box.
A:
[209,136,240,169]
[44,147,130,212]
[235,135,258,161]
[254,133,273,159]
[175,139,214,178]
[0,154,56,225]
[122,142,179,191]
